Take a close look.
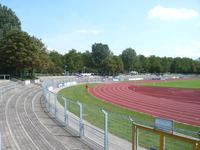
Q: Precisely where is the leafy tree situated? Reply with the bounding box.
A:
[102,57,115,75]
[170,57,195,73]
[138,55,149,73]
[160,57,173,73]
[49,50,64,70]
[31,37,53,74]
[0,4,21,39]
[113,56,124,74]
[121,48,137,72]
[148,55,162,73]
[195,61,200,73]
[102,56,123,75]
[0,29,51,77]
[81,50,93,72]
[64,49,84,73]
[91,43,112,72]
[132,56,141,72]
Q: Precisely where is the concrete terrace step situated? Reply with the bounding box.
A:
[0,82,93,150]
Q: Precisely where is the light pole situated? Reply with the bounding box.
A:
[64,65,67,76]
[83,66,86,73]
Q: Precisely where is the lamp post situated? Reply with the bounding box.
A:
[83,66,86,73]
[64,65,67,76]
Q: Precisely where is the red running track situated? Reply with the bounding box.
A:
[89,81,200,126]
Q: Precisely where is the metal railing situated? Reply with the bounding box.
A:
[132,123,200,150]
[42,85,107,149]
[0,131,1,150]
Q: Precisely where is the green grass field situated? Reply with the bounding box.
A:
[143,78,200,89]
[58,81,200,149]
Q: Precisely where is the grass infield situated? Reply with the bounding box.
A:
[143,78,200,89]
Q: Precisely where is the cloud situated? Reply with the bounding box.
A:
[47,47,55,51]
[76,29,103,35]
[148,5,199,21]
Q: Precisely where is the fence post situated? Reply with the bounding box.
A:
[0,131,1,150]
[102,109,108,150]
[47,91,50,112]
[44,89,47,109]
[54,94,57,117]
[63,97,68,126]
[0,88,2,100]
[160,134,165,150]
[129,116,137,150]
[77,101,84,138]
[14,83,16,92]
[45,91,48,109]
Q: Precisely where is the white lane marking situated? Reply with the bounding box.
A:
[15,88,40,149]
[5,88,22,150]
[23,88,55,150]
[0,89,18,149]
[32,90,70,150]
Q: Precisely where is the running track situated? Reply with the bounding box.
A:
[89,81,200,126]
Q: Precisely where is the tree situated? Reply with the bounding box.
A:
[0,29,51,77]
[49,50,64,70]
[113,56,124,74]
[102,56,123,75]
[121,48,137,72]
[81,51,95,72]
[91,43,112,72]
[160,57,173,73]
[64,49,84,73]
[31,37,53,74]
[0,4,21,39]
[132,56,141,72]
[138,55,149,73]
[195,61,200,73]
[170,57,193,73]
[148,55,162,73]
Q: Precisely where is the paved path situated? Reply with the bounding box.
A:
[0,82,92,150]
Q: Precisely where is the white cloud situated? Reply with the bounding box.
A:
[47,47,55,51]
[148,5,199,21]
[76,29,103,35]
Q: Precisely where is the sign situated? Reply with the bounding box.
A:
[155,118,173,133]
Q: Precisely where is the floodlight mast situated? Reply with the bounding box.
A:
[64,65,67,75]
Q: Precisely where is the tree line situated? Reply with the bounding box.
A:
[0,4,199,78]
[49,46,200,75]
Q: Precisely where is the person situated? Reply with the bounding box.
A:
[85,83,88,90]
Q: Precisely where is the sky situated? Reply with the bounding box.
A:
[1,0,200,58]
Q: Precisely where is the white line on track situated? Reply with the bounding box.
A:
[31,90,70,150]
[15,87,39,149]
[5,89,22,150]
[23,88,55,150]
